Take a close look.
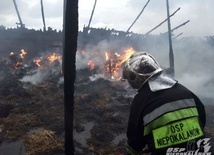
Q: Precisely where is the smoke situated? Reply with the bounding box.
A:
[20,67,50,85]
[76,39,129,70]
[147,36,214,100]
[89,74,106,82]
[76,40,108,70]
[76,35,214,101]
[173,37,214,99]
[20,58,62,85]
[17,34,214,101]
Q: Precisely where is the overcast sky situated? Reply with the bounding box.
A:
[0,0,213,37]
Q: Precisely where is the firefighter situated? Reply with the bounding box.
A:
[122,52,206,155]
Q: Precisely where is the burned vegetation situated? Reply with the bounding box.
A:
[0,49,135,155]
[0,47,213,155]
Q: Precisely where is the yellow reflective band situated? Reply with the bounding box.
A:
[152,117,203,149]
[144,107,198,136]
[143,98,196,125]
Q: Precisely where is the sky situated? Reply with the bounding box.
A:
[0,0,213,37]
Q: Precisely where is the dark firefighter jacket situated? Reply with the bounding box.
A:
[126,82,206,155]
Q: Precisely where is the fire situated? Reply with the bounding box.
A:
[33,57,42,67]
[117,47,136,65]
[4,47,135,81]
[32,52,62,67]
[115,52,120,57]
[47,52,62,62]
[105,52,109,61]
[20,49,27,58]
[87,59,95,70]
[86,47,136,80]
[8,49,28,68]
[106,47,136,79]
[10,52,14,56]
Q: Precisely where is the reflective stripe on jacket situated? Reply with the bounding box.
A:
[126,82,206,153]
[143,98,199,136]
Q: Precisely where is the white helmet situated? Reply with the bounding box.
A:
[122,52,163,90]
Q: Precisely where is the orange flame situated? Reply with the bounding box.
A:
[33,57,42,67]
[104,47,136,80]
[85,47,136,80]
[32,52,62,67]
[20,49,27,58]
[47,52,62,62]
[8,49,27,67]
[118,47,136,65]
[87,59,95,70]
[105,52,109,61]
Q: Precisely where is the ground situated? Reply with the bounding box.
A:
[0,77,213,155]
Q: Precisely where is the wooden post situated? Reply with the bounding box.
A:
[40,0,46,32]
[145,7,180,35]
[12,0,25,28]
[126,0,151,33]
[166,0,174,76]
[88,0,97,28]
[63,0,78,154]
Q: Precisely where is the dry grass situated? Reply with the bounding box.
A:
[0,114,41,139]
[22,129,64,155]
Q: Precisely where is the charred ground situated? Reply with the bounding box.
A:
[0,65,133,155]
[0,67,213,155]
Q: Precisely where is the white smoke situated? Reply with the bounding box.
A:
[89,74,106,81]
[76,36,214,101]
[76,39,129,71]
[20,67,50,85]
[148,37,214,100]
[76,39,117,70]
[20,59,62,85]
[173,37,214,99]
